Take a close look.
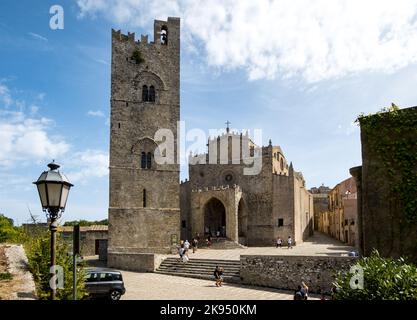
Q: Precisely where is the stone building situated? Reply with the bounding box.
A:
[180,132,314,246]
[107,18,314,271]
[351,106,417,261]
[107,18,181,270]
[317,177,358,246]
[60,225,108,257]
[309,185,331,231]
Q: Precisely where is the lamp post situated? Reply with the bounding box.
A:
[33,161,73,300]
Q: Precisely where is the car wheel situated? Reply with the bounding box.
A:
[109,290,122,301]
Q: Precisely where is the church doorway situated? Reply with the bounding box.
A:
[204,198,226,238]
[238,199,248,245]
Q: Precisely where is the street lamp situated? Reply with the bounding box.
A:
[33,161,73,300]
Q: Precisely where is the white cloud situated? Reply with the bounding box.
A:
[28,32,48,42]
[0,110,70,167]
[87,110,105,117]
[65,149,109,183]
[0,84,13,107]
[77,0,417,82]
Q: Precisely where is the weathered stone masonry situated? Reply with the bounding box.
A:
[108,18,181,270]
[240,255,357,293]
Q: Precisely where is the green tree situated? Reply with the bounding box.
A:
[334,250,417,300]
[63,219,108,226]
[25,230,88,300]
[0,214,23,243]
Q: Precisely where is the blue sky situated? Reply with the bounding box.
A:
[1,0,417,225]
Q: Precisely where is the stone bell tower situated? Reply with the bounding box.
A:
[108,18,180,269]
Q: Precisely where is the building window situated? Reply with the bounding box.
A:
[142,85,149,102]
[280,158,284,171]
[149,85,155,102]
[146,152,152,169]
[181,220,186,228]
[141,152,146,169]
[143,189,147,207]
[278,218,284,227]
[250,146,254,157]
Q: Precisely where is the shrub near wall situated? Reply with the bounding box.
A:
[334,250,417,300]
[25,232,88,300]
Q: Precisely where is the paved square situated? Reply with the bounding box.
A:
[121,272,317,300]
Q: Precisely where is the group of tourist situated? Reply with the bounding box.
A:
[177,235,200,262]
[276,236,293,249]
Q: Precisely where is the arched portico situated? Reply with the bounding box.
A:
[190,185,242,242]
[204,197,226,237]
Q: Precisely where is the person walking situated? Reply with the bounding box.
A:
[207,235,212,248]
[218,267,224,287]
[301,282,309,300]
[213,266,224,287]
[276,237,282,248]
[294,285,303,300]
[192,237,198,253]
[214,266,220,287]
[178,244,185,262]
[184,239,190,251]
[287,236,293,249]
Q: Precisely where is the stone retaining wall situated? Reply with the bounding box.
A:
[240,255,357,293]
[107,252,166,272]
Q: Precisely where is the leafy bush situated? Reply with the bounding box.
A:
[0,214,23,243]
[0,272,12,281]
[131,49,145,64]
[334,250,417,300]
[25,231,88,300]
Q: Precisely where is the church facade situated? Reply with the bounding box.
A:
[180,132,314,246]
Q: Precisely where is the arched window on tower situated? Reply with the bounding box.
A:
[143,189,147,207]
[161,25,168,45]
[149,86,155,102]
[146,152,152,169]
[142,85,149,102]
[141,152,146,169]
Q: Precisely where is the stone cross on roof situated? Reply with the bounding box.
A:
[225,120,231,133]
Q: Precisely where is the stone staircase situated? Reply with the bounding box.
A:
[198,238,247,250]
[155,257,241,283]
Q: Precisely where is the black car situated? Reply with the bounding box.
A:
[85,268,126,300]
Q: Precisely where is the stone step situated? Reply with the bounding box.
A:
[155,271,241,283]
[157,266,240,274]
[197,238,247,250]
[159,265,239,272]
[163,258,240,265]
[156,257,242,284]
[159,263,240,270]
[162,261,240,268]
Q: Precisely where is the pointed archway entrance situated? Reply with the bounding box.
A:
[204,198,226,237]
